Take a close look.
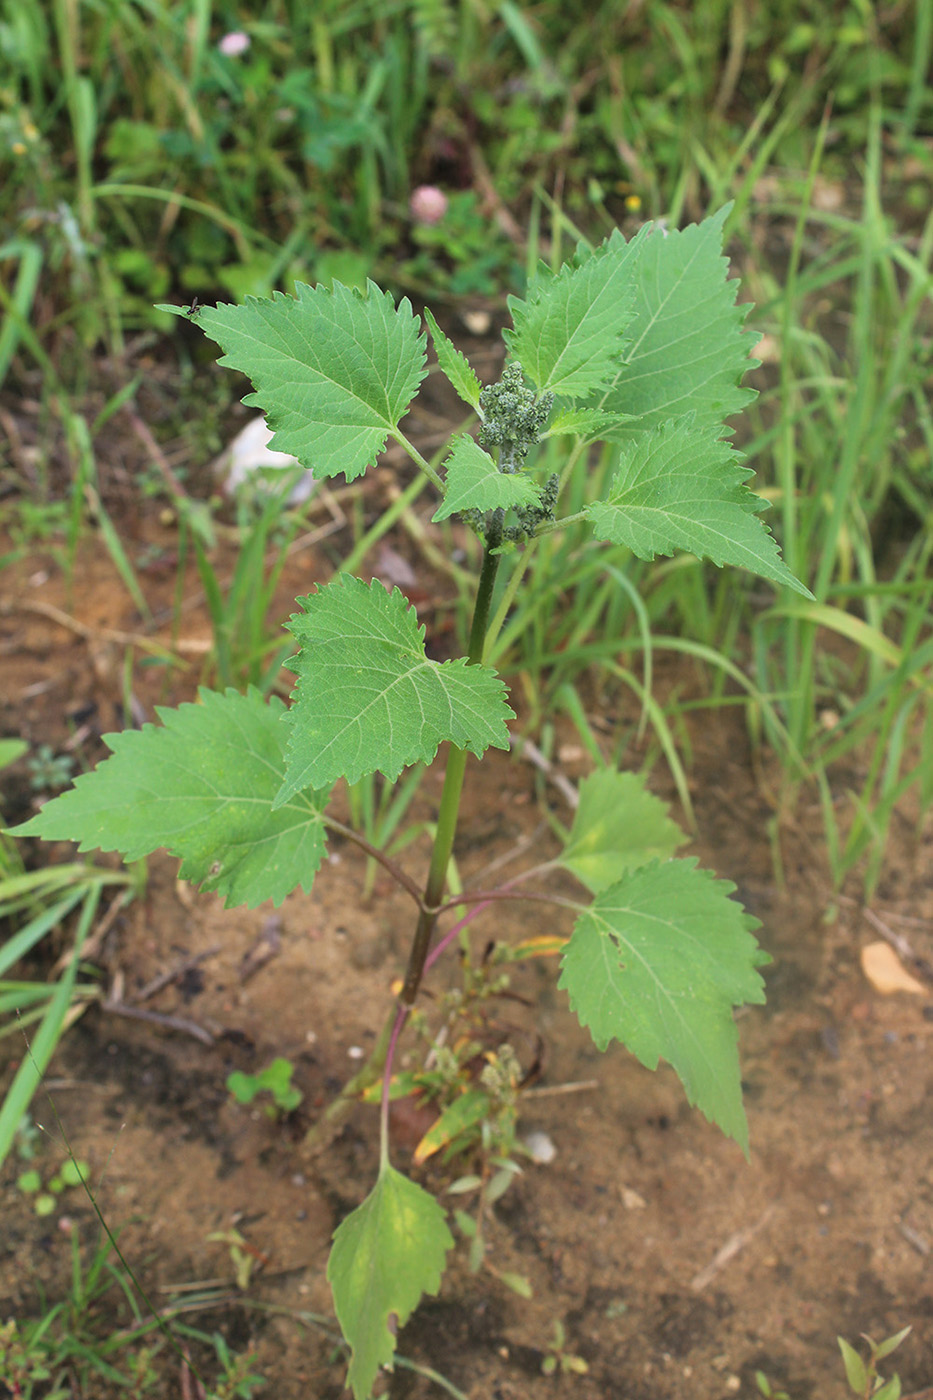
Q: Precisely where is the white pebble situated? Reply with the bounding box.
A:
[523,1130,556,1164]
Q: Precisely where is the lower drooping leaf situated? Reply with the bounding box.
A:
[558,858,768,1153]
[328,1161,454,1400]
[558,769,686,894]
[275,574,513,799]
[10,688,331,910]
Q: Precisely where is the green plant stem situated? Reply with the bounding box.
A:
[303,1004,396,1154]
[304,538,501,1153]
[400,537,501,1003]
[393,429,445,491]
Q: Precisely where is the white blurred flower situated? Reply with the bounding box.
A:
[218,31,250,57]
[409,185,448,226]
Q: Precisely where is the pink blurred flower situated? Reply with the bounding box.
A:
[409,186,448,226]
[218,31,250,57]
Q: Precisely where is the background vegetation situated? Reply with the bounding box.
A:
[1,0,931,1392]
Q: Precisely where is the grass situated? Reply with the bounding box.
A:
[1,2,931,1389]
[0,1220,266,1398]
[0,1,929,883]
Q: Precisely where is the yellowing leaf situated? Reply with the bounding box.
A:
[328,1161,453,1400]
[413,1088,490,1164]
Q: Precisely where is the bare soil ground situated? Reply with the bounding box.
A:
[2,464,932,1400]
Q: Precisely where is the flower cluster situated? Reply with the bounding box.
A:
[479,362,553,475]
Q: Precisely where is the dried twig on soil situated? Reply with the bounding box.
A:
[134,945,221,1003]
[238,917,282,983]
[509,734,579,810]
[0,596,202,658]
[898,1221,931,1256]
[690,1205,777,1291]
[101,997,215,1045]
[521,1079,599,1099]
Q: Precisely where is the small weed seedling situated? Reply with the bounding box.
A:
[17,1156,90,1217]
[227,1058,303,1117]
[11,206,812,1399]
[756,1324,912,1400]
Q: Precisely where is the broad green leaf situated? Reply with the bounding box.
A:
[586,418,812,596]
[276,576,513,800]
[559,770,686,894]
[504,228,645,398]
[328,1161,454,1400]
[544,407,634,440]
[158,281,426,482]
[558,858,768,1152]
[424,309,482,410]
[593,206,759,432]
[432,434,541,522]
[11,689,331,910]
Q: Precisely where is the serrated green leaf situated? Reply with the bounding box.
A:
[424,309,482,410]
[559,770,686,894]
[276,576,513,800]
[838,1338,868,1393]
[328,1160,454,1400]
[586,417,812,596]
[160,281,426,483]
[11,689,331,910]
[504,229,644,398]
[593,206,760,432]
[544,407,635,440]
[558,858,767,1152]
[432,435,541,522]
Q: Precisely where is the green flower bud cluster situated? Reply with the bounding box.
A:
[479,362,553,475]
[502,471,560,545]
[455,362,555,547]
